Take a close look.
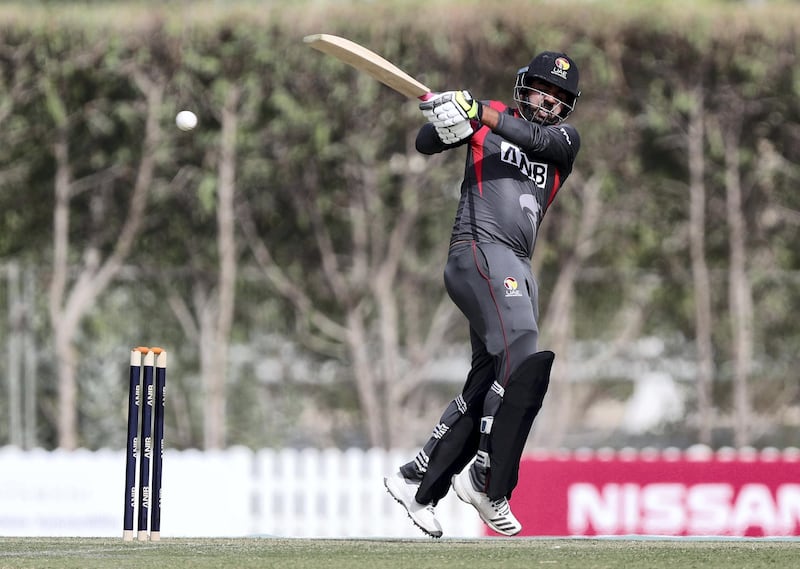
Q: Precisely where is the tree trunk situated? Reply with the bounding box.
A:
[49,130,77,449]
[6,262,23,447]
[687,89,715,444]
[723,125,754,447]
[203,85,241,449]
[345,308,384,446]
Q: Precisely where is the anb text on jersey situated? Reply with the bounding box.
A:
[500,141,548,188]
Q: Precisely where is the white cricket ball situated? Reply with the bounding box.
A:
[175,110,198,131]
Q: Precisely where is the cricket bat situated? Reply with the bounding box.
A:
[303,33,432,100]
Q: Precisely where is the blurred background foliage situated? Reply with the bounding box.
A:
[0,0,798,451]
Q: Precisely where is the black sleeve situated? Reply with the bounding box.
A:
[494,113,581,172]
[415,123,471,155]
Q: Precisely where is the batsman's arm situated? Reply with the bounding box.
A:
[469,100,580,169]
[476,104,501,130]
[492,111,581,169]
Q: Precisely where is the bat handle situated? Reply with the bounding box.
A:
[418,92,435,101]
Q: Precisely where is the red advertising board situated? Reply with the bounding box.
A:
[499,449,800,537]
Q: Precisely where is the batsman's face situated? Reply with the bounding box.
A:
[525,79,570,122]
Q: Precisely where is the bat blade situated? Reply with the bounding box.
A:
[303,33,431,100]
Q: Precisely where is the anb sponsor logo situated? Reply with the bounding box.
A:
[500,141,548,187]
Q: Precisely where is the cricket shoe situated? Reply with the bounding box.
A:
[451,469,522,536]
[383,471,443,538]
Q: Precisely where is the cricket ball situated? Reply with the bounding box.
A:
[175,110,198,131]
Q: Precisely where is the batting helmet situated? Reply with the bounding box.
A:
[514,51,580,124]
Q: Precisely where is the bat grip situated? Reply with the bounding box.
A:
[418,92,435,101]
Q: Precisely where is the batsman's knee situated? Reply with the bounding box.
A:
[505,350,554,408]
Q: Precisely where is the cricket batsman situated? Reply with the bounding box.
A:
[385,50,582,537]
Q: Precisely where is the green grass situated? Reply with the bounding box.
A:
[2,538,800,569]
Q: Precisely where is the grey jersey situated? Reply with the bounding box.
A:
[416,101,581,259]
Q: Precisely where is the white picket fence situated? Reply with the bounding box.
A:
[0,446,483,538]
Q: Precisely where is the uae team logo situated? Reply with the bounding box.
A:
[552,57,570,80]
[503,277,523,297]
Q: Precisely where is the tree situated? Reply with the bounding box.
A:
[45,45,166,448]
[629,30,721,444]
[162,82,241,449]
[236,49,460,447]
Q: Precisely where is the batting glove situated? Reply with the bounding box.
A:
[453,90,482,120]
[420,90,483,128]
[435,121,475,144]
